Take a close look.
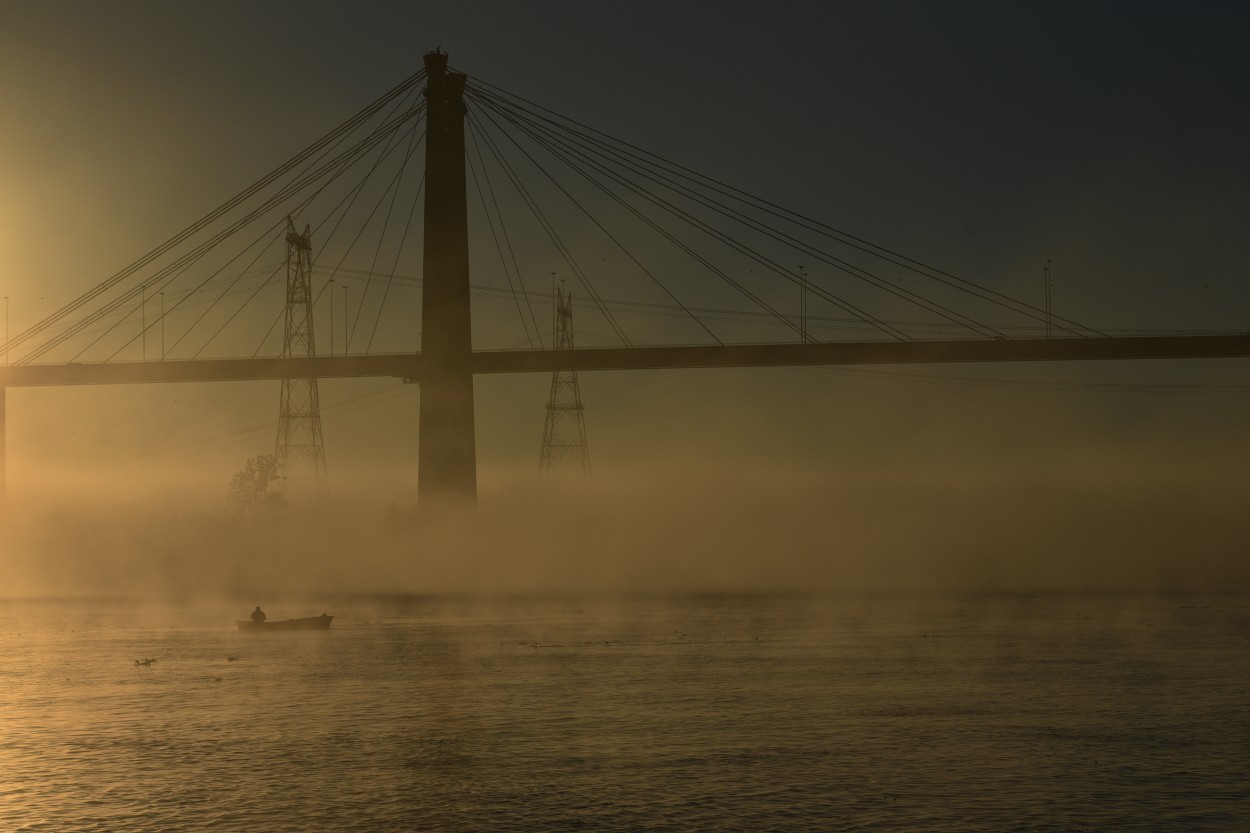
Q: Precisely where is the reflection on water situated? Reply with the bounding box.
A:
[1,594,1247,831]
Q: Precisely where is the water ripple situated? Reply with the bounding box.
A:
[1,594,1248,831]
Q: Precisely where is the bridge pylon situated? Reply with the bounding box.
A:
[417,51,477,510]
[274,218,328,492]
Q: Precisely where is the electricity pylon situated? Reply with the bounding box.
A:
[274,217,328,492]
[539,285,590,482]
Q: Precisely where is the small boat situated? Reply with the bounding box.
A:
[236,614,334,631]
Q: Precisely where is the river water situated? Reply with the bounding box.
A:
[1,594,1247,831]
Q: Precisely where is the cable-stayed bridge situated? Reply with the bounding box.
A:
[2,51,1247,505]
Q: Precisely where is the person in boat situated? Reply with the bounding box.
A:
[251,606,267,624]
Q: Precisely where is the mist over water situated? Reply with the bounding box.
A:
[8,355,1250,600]
[4,467,1247,828]
[6,457,1246,831]
[4,456,1249,599]
[5,363,1247,832]
[2,593,1247,832]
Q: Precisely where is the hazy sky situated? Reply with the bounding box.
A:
[1,2,1249,592]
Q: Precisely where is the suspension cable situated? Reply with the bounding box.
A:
[466,76,1102,338]
[477,90,1001,340]
[466,132,537,349]
[5,69,428,361]
[467,107,633,347]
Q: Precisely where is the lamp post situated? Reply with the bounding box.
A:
[159,292,165,359]
[329,278,335,356]
[1044,259,1053,339]
[799,265,808,344]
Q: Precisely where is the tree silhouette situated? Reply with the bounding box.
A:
[227,454,285,513]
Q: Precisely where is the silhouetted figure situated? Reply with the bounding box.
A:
[251,606,267,624]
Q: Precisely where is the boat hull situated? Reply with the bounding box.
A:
[236,615,333,631]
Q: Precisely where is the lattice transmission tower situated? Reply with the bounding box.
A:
[539,285,590,482]
[274,218,328,491]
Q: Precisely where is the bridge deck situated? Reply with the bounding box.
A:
[0,334,1248,387]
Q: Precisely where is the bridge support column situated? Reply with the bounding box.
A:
[417,51,477,509]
